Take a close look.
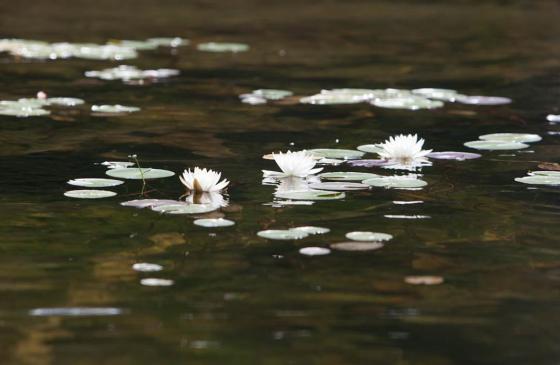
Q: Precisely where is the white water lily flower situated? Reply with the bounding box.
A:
[179,167,229,192]
[262,150,323,178]
[376,134,432,164]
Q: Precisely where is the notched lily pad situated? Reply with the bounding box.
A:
[479,133,541,143]
[64,189,117,199]
[357,144,384,154]
[106,168,175,180]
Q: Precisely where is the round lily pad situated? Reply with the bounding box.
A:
[362,176,427,189]
[411,88,463,101]
[330,241,384,251]
[456,95,512,105]
[515,175,560,185]
[47,97,85,106]
[478,133,542,143]
[309,149,364,160]
[140,278,174,286]
[426,151,481,160]
[371,96,444,110]
[257,230,309,240]
[67,178,124,188]
[530,171,560,177]
[106,168,175,180]
[289,226,330,235]
[151,203,217,215]
[253,89,293,100]
[309,182,369,191]
[345,231,393,242]
[356,144,384,154]
[132,263,163,272]
[194,218,235,227]
[299,247,331,256]
[275,190,346,201]
[64,189,117,199]
[197,42,249,53]
[91,104,140,113]
[464,140,529,150]
[318,171,380,181]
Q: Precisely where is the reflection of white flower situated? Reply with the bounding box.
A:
[377,134,432,163]
[179,167,229,192]
[275,176,319,193]
[184,192,228,208]
[262,150,323,178]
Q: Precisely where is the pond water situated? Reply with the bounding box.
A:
[2,1,560,364]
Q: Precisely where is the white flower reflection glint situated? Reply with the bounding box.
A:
[376,134,432,170]
[179,167,229,193]
[183,191,229,208]
[263,150,323,178]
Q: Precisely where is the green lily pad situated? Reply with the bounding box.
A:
[318,171,381,181]
[197,42,249,53]
[91,104,140,114]
[64,189,117,199]
[478,133,542,143]
[146,37,187,47]
[253,89,293,100]
[275,190,346,201]
[530,171,560,177]
[289,226,330,235]
[0,107,50,117]
[356,144,384,154]
[106,168,175,180]
[257,229,309,240]
[67,178,124,188]
[152,203,217,214]
[309,148,364,160]
[330,241,384,251]
[464,140,529,150]
[363,176,427,189]
[47,97,85,106]
[345,231,393,242]
[371,96,444,110]
[194,218,235,227]
[309,182,369,191]
[299,247,331,256]
[412,88,464,101]
[515,176,560,185]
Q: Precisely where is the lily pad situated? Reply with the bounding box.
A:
[411,88,464,101]
[106,168,175,180]
[330,241,384,251]
[318,171,381,181]
[347,159,395,167]
[363,176,427,189]
[91,104,140,114]
[530,171,560,177]
[64,189,117,199]
[309,182,369,191]
[101,161,135,169]
[345,231,393,242]
[47,97,85,106]
[0,107,50,117]
[371,96,444,110]
[456,95,512,105]
[515,175,560,185]
[479,133,542,143]
[194,218,235,227]
[289,226,330,235]
[426,151,482,160]
[309,148,364,160]
[464,140,529,150]
[299,247,331,256]
[253,89,293,100]
[132,263,163,272]
[197,42,249,53]
[257,229,309,240]
[140,278,174,286]
[152,203,217,215]
[357,144,384,154]
[300,91,372,105]
[147,37,187,47]
[121,199,179,208]
[240,95,267,105]
[275,190,346,201]
[67,178,124,188]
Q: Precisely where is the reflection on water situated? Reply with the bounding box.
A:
[2,0,560,364]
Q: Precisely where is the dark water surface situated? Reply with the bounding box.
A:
[2,1,560,364]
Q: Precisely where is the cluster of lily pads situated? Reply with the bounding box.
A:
[0,37,250,61]
[239,87,512,110]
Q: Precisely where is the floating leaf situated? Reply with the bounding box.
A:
[412,88,464,101]
[275,190,346,201]
[363,176,427,189]
[330,241,384,251]
[146,37,187,47]
[426,151,482,160]
[309,182,369,191]
[151,203,217,215]
[464,140,529,150]
[240,95,267,105]
[300,89,376,105]
[85,65,179,81]
[47,97,85,106]
[479,133,541,143]
[121,199,179,209]
[515,175,560,185]
[289,226,330,235]
[197,42,249,53]
[299,247,331,256]
[106,168,175,180]
[29,307,122,317]
[530,170,560,177]
[140,278,174,286]
[371,96,444,110]
[91,104,140,114]
[346,159,395,167]
[318,171,380,181]
[101,161,135,169]
[194,218,235,227]
[345,231,393,242]
[132,263,163,272]
[309,148,364,160]
[456,95,512,105]
[67,178,123,188]
[257,229,309,240]
[253,89,293,100]
[64,189,116,199]
[356,144,384,154]
[404,276,444,285]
